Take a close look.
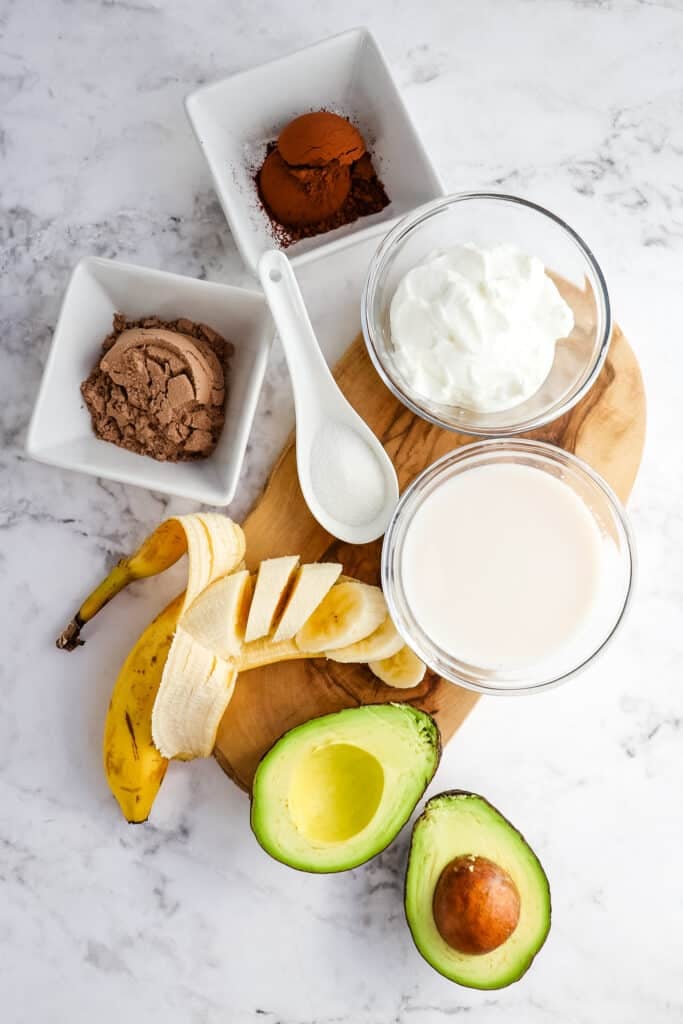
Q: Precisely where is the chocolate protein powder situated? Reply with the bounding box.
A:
[81,314,233,462]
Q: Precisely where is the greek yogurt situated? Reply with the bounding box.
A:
[389,243,574,413]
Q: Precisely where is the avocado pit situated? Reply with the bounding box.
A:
[433,854,520,955]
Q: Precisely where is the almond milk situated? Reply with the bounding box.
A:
[401,463,603,672]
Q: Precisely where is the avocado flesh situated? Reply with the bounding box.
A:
[405,792,551,989]
[251,704,440,873]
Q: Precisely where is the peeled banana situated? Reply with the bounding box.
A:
[152,575,403,761]
[238,636,306,672]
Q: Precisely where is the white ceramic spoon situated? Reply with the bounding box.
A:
[258,249,399,544]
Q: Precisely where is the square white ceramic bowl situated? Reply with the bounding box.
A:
[27,257,273,504]
[185,27,445,274]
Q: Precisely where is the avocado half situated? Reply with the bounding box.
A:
[251,704,441,873]
[405,792,551,990]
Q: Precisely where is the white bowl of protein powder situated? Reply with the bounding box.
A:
[382,439,634,694]
[361,193,612,436]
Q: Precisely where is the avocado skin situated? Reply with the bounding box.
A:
[250,703,442,874]
[250,703,442,790]
[404,790,551,990]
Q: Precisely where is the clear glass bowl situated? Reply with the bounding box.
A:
[381,439,634,695]
[361,193,612,436]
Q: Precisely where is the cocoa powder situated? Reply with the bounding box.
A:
[255,111,390,246]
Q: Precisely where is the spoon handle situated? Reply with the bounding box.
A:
[258,250,337,420]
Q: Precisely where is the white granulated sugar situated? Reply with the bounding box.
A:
[310,422,386,527]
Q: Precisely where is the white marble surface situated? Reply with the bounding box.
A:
[2,1,683,1021]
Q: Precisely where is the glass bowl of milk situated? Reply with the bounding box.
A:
[361,192,612,436]
[382,439,634,694]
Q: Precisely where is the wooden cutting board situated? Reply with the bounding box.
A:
[215,316,645,792]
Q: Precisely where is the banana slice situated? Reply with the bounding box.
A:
[180,569,253,659]
[296,580,387,653]
[369,646,426,689]
[152,628,237,759]
[326,614,404,663]
[245,556,300,643]
[273,563,342,642]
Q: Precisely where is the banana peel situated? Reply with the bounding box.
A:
[151,627,238,760]
[58,514,244,822]
[103,593,182,823]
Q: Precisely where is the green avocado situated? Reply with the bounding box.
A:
[405,792,551,989]
[251,703,441,873]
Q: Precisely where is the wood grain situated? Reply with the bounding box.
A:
[215,322,645,792]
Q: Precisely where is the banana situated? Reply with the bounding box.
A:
[273,562,342,641]
[103,594,182,823]
[99,515,243,820]
[245,556,299,643]
[326,614,404,664]
[181,569,253,659]
[88,503,419,824]
[151,628,237,759]
[57,514,245,649]
[296,580,387,653]
[369,645,427,688]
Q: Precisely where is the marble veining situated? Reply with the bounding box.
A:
[2,1,683,1021]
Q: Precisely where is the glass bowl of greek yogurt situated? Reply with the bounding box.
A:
[382,439,634,694]
[361,193,612,435]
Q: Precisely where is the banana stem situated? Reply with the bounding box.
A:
[56,561,136,650]
[56,615,86,651]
